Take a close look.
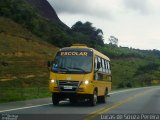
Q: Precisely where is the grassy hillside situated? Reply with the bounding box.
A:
[0,17,59,80]
[99,45,160,89]
[0,17,59,102]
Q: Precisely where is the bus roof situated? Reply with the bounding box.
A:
[92,49,110,61]
[60,44,110,61]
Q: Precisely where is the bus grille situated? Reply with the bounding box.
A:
[58,80,80,92]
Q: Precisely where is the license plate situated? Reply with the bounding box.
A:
[63,86,73,89]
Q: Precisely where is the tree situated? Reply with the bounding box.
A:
[109,36,118,46]
[71,21,104,47]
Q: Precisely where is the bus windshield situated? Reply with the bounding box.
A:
[52,51,93,74]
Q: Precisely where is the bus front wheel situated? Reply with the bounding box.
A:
[90,90,97,106]
[52,93,59,105]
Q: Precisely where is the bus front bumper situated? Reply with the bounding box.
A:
[49,83,94,95]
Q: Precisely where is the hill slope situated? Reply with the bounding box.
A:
[98,45,160,88]
[26,0,60,21]
[0,0,71,47]
[0,17,58,81]
[0,16,60,102]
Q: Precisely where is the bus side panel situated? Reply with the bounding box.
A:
[93,73,111,96]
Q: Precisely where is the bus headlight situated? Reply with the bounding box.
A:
[84,80,89,85]
[51,79,56,83]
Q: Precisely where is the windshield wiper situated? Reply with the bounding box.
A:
[58,66,70,71]
[68,67,87,73]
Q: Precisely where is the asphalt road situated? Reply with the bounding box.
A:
[0,86,160,120]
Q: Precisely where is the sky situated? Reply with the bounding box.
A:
[47,0,160,50]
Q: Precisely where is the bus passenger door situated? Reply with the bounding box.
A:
[94,56,106,96]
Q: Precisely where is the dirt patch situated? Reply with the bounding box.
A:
[0,76,17,81]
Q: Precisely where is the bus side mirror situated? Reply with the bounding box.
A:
[48,61,54,68]
[47,61,51,68]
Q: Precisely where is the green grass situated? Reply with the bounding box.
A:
[111,58,150,88]
[0,87,50,103]
[0,76,51,103]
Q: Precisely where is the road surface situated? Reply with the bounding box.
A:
[0,86,160,120]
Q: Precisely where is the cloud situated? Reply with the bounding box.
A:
[123,0,152,15]
[48,0,88,14]
[47,0,113,19]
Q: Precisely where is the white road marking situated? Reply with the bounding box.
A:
[109,88,140,95]
[0,86,154,113]
[0,103,52,113]
[109,86,152,95]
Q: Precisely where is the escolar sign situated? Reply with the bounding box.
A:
[60,52,88,56]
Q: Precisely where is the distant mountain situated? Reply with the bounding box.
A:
[25,0,68,28]
[25,0,59,21]
[0,0,72,46]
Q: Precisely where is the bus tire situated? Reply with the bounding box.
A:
[52,93,59,105]
[90,90,97,106]
[98,89,107,103]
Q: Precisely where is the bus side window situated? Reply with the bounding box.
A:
[104,60,107,73]
[94,56,98,80]
[94,56,98,70]
[108,62,111,74]
[102,59,105,73]
[94,56,102,80]
[98,57,102,72]
[97,57,100,68]
[106,61,109,74]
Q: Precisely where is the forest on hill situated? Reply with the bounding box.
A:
[0,0,104,48]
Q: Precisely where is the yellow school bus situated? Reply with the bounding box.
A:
[48,44,112,106]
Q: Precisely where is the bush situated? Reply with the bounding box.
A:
[126,82,133,88]
[117,82,125,88]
